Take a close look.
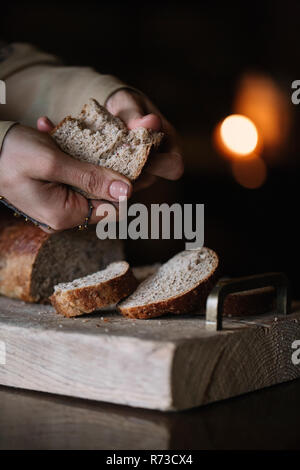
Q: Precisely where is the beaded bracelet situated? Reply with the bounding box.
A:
[0,196,93,231]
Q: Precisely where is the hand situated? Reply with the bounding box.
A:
[0,124,132,232]
[37,89,184,192]
[105,89,184,191]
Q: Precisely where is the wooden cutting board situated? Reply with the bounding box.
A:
[0,291,300,411]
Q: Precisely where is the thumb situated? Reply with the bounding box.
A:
[112,102,162,130]
[53,150,132,201]
[127,113,162,131]
[37,116,55,133]
[107,93,162,130]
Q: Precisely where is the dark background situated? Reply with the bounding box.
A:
[2,1,300,296]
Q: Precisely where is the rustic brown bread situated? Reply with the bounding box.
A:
[50,261,138,317]
[51,99,164,196]
[131,264,274,317]
[118,248,219,319]
[0,219,124,303]
[223,286,275,316]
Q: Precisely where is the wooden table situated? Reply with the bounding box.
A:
[1,379,300,450]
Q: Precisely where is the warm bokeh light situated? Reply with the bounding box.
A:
[213,111,267,188]
[234,73,291,160]
[220,114,258,156]
[231,156,267,189]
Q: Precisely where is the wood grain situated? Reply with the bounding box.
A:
[0,297,300,410]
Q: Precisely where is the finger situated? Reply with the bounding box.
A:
[37,116,55,133]
[38,187,118,230]
[127,113,162,131]
[115,104,144,126]
[4,180,93,231]
[50,150,132,201]
[144,152,184,180]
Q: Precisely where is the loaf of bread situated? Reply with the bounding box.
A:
[0,220,124,303]
[51,99,164,195]
[118,248,219,319]
[223,287,275,317]
[50,261,138,317]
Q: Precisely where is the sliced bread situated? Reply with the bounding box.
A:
[50,261,138,317]
[51,98,164,195]
[118,248,219,319]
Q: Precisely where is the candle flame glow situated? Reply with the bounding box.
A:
[220,114,258,156]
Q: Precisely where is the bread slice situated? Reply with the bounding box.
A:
[118,248,219,319]
[51,99,164,194]
[50,261,137,317]
[131,264,274,317]
[223,286,275,317]
[0,219,124,303]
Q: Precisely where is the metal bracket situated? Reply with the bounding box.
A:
[205,272,291,331]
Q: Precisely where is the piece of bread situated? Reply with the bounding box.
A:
[118,248,219,319]
[223,286,275,317]
[131,264,274,317]
[0,219,124,303]
[132,263,161,283]
[50,261,138,317]
[51,99,164,195]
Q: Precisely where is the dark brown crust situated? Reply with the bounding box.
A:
[118,251,219,319]
[0,220,50,302]
[50,265,138,317]
[50,116,75,136]
[223,287,275,316]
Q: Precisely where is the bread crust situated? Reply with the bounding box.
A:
[223,287,275,316]
[50,264,138,317]
[0,220,50,302]
[50,116,75,136]
[118,250,219,319]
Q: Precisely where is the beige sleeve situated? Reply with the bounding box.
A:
[0,121,17,153]
[0,42,134,144]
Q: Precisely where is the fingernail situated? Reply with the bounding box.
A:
[109,180,130,200]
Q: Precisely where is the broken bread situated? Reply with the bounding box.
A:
[50,261,138,317]
[118,248,219,319]
[51,98,164,195]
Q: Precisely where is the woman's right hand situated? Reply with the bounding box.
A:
[0,124,131,232]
